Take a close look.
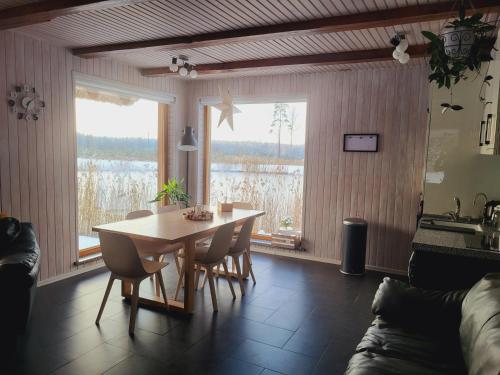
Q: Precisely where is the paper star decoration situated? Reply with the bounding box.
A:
[213,90,241,130]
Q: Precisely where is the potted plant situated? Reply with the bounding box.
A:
[422,11,495,89]
[150,178,190,208]
[280,216,293,231]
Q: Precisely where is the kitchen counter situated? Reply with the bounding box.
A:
[412,226,500,261]
[409,216,500,290]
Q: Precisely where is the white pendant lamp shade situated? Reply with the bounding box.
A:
[189,69,198,78]
[396,39,409,53]
[178,126,198,151]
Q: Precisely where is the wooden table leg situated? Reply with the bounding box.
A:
[242,248,250,278]
[183,238,196,313]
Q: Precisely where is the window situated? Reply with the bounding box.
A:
[206,101,307,236]
[75,83,164,255]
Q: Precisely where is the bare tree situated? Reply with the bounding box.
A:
[269,103,290,159]
[287,107,297,145]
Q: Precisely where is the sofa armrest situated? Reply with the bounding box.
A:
[372,277,468,334]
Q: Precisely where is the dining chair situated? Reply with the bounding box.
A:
[95,231,169,336]
[126,210,183,295]
[157,204,178,214]
[174,222,236,312]
[227,217,256,295]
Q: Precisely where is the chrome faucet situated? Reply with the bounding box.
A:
[473,193,488,208]
[447,196,461,221]
[473,193,488,223]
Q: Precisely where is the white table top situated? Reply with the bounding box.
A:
[92,207,265,243]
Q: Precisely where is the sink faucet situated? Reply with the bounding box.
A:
[473,193,488,208]
[447,196,461,221]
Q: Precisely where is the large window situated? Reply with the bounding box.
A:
[76,85,160,253]
[207,101,307,236]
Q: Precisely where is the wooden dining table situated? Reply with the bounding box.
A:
[92,207,265,314]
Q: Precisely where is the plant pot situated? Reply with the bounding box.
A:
[442,26,475,59]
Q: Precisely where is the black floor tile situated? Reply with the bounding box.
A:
[231,339,317,375]
[8,253,393,375]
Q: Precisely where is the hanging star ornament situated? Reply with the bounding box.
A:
[213,89,241,130]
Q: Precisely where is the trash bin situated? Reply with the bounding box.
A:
[340,218,367,275]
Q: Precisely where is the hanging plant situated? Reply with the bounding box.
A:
[422,10,496,89]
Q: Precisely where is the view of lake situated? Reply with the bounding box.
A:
[77,158,304,241]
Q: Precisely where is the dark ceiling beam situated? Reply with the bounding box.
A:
[0,0,145,30]
[140,44,428,76]
[73,0,500,58]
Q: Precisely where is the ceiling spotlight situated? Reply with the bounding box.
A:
[189,69,198,79]
[179,63,188,77]
[390,33,410,65]
[169,57,178,72]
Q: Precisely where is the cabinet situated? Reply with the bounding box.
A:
[479,60,500,155]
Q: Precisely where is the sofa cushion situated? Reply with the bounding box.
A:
[460,273,500,375]
[346,318,466,375]
[0,223,40,288]
[372,277,468,335]
[0,217,21,248]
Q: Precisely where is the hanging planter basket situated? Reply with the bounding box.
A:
[442,25,475,59]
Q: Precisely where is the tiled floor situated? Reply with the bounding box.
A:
[4,252,400,375]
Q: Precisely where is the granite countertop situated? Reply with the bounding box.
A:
[412,218,500,261]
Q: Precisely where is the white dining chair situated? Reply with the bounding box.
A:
[174,222,236,312]
[126,209,183,295]
[227,217,256,295]
[95,231,169,336]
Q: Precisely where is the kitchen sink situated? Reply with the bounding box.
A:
[420,219,484,234]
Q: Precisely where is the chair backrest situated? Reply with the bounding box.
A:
[233,201,253,210]
[157,204,178,214]
[98,231,147,278]
[232,217,255,253]
[203,222,236,264]
[126,210,153,220]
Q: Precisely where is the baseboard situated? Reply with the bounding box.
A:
[38,263,106,287]
[251,246,407,276]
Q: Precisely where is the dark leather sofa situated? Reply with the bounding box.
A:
[346,273,500,375]
[0,222,40,334]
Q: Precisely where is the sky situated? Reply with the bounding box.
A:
[75,97,158,139]
[211,102,307,145]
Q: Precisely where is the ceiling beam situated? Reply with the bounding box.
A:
[140,45,428,76]
[73,0,500,58]
[0,0,145,30]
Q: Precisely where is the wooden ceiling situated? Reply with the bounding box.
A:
[2,0,500,79]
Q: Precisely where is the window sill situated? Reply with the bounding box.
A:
[74,253,102,266]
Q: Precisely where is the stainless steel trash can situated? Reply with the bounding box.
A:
[340,218,367,275]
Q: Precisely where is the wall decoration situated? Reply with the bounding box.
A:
[7,84,45,121]
[213,89,241,130]
[343,134,379,152]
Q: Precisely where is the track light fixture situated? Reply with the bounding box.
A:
[169,55,198,78]
[390,33,410,64]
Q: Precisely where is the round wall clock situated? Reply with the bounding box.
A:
[7,84,45,121]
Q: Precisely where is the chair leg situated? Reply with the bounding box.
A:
[206,269,218,312]
[156,271,169,309]
[244,250,256,284]
[95,274,114,325]
[174,251,181,275]
[153,255,161,297]
[233,255,246,296]
[222,259,236,299]
[201,269,208,289]
[194,264,201,291]
[129,281,140,336]
[174,261,185,301]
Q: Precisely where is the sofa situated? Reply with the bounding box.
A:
[346,273,500,375]
[0,221,40,334]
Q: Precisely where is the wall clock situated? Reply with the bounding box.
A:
[7,84,45,121]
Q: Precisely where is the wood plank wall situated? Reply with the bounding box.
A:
[186,64,429,273]
[0,31,186,282]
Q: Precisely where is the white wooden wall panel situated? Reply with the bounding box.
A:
[0,31,187,281]
[186,64,429,272]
